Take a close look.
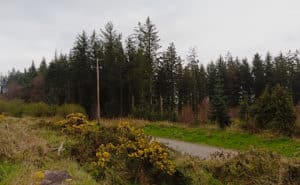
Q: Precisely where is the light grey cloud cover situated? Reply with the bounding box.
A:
[1,0,300,74]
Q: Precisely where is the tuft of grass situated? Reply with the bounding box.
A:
[143,124,300,157]
[0,116,100,185]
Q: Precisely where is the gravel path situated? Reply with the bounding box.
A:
[156,137,236,159]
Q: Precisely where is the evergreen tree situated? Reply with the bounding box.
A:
[264,52,274,87]
[252,53,265,97]
[271,85,296,136]
[156,43,181,114]
[45,54,71,104]
[101,22,126,116]
[38,57,47,76]
[239,58,253,97]
[207,62,217,98]
[209,76,231,129]
[226,54,241,106]
[136,17,160,107]
[252,85,296,136]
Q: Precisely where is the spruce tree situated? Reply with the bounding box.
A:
[252,53,265,97]
[271,85,296,136]
[209,76,230,129]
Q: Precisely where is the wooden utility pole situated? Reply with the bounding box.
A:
[96,58,100,124]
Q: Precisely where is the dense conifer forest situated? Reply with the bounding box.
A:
[1,17,300,121]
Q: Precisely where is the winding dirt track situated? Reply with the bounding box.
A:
[156,137,236,159]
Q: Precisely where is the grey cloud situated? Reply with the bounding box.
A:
[1,0,300,74]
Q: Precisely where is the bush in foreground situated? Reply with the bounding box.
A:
[206,148,300,185]
[55,115,186,185]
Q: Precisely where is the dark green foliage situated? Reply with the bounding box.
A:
[251,87,273,129]
[239,93,251,122]
[252,53,265,97]
[1,17,300,124]
[209,77,231,129]
[251,85,296,136]
[270,85,296,136]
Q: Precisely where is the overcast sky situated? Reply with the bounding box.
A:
[1,0,300,74]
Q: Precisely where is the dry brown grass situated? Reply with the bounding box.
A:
[0,117,49,162]
[0,116,100,185]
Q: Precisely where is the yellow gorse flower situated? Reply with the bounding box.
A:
[55,113,90,132]
[95,122,175,175]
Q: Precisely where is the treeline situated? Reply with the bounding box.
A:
[1,17,300,120]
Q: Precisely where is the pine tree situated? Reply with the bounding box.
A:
[101,22,126,116]
[271,85,296,136]
[209,75,230,129]
[226,54,241,106]
[38,57,47,76]
[239,58,253,97]
[136,17,160,107]
[156,42,180,114]
[264,52,274,87]
[252,85,296,136]
[207,62,217,98]
[252,53,265,97]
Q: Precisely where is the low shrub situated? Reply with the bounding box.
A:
[6,99,25,117]
[56,104,86,117]
[0,98,86,118]
[23,102,54,117]
[175,156,222,185]
[56,113,91,133]
[206,148,300,185]
[93,122,177,184]
[54,116,183,185]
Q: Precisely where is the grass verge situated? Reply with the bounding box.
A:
[143,124,300,157]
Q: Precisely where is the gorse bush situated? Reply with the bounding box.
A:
[56,113,91,133]
[93,123,177,184]
[95,122,175,175]
[55,115,179,184]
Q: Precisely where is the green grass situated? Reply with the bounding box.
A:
[0,117,100,185]
[143,124,300,157]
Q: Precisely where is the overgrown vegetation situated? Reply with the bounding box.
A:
[54,114,185,184]
[0,98,85,117]
[1,115,300,184]
[206,148,300,185]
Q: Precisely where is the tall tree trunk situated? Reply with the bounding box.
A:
[131,94,135,111]
[160,94,163,115]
